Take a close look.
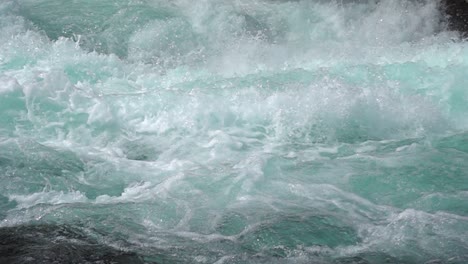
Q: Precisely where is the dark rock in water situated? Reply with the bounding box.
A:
[334,252,414,264]
[0,224,151,264]
[441,0,468,37]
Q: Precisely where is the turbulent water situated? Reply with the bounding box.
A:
[1,0,468,263]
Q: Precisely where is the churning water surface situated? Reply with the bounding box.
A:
[0,0,467,263]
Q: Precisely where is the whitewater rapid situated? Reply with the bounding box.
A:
[1,0,468,263]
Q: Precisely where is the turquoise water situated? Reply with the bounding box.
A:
[1,0,468,263]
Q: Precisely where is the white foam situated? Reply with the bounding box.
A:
[0,75,21,94]
[9,191,88,209]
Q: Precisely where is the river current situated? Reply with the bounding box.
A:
[0,0,467,263]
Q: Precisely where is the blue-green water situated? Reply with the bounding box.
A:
[1,0,467,263]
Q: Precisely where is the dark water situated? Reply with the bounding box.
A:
[1,0,468,263]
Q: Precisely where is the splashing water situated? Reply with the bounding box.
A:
[1,0,468,263]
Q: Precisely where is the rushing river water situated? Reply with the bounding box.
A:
[1,0,467,263]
